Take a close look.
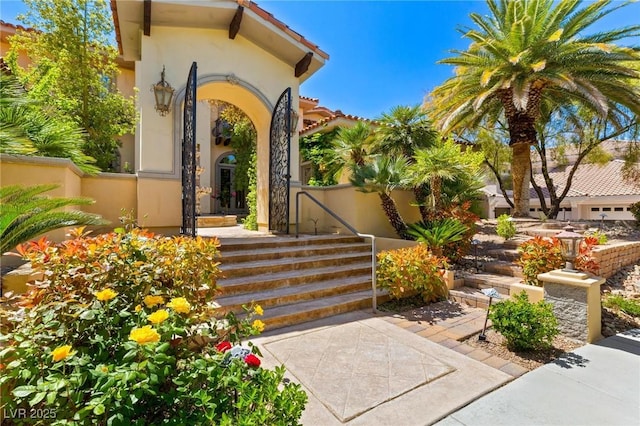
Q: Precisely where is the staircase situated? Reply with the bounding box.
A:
[449,239,527,309]
[213,235,383,330]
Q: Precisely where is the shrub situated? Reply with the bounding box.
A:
[0,228,307,425]
[585,230,608,245]
[407,218,468,259]
[517,236,600,286]
[489,291,559,351]
[496,214,516,240]
[604,295,640,317]
[630,201,640,225]
[376,244,449,303]
[420,201,478,262]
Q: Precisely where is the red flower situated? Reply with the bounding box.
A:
[244,354,261,368]
[215,341,232,352]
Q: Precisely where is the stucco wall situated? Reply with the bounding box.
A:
[294,185,421,238]
[591,242,640,278]
[81,173,137,229]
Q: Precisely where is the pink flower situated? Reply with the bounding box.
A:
[244,354,261,368]
[216,341,232,352]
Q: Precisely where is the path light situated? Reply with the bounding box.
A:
[471,239,480,270]
[479,288,501,341]
[556,223,583,272]
[599,213,608,230]
[152,65,174,116]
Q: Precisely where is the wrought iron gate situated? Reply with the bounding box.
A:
[181,62,197,237]
[268,87,293,233]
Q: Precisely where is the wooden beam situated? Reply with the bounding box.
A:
[295,52,313,78]
[143,0,151,37]
[229,6,244,39]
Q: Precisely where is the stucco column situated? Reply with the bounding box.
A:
[537,270,604,343]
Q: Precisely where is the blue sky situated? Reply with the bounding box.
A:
[1,0,639,119]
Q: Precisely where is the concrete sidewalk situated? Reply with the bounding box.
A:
[436,329,640,426]
[253,311,512,425]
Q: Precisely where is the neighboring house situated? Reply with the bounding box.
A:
[485,159,640,221]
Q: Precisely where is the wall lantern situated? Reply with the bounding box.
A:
[289,109,299,136]
[152,66,174,116]
[556,224,584,272]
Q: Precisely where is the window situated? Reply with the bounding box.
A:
[603,207,611,212]
[614,207,624,212]
[591,207,600,212]
[564,208,572,212]
[530,208,536,212]
[628,207,632,211]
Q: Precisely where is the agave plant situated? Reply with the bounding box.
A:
[407,218,469,258]
[1,184,107,254]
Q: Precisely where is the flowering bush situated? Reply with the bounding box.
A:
[0,228,306,425]
[377,244,449,303]
[517,236,600,286]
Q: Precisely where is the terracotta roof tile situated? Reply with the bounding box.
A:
[300,95,319,102]
[300,111,379,134]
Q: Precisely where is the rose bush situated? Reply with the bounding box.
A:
[0,228,306,425]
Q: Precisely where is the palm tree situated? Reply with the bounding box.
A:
[431,0,640,217]
[329,122,374,180]
[410,139,484,211]
[0,74,100,174]
[1,184,107,254]
[350,155,412,239]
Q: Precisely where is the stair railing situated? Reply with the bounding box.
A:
[295,191,378,312]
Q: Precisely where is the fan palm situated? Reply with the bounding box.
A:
[1,184,107,254]
[350,155,412,239]
[431,0,640,217]
[410,139,484,211]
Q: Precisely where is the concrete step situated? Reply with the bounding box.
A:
[218,251,371,278]
[460,271,522,296]
[257,290,389,331]
[218,261,372,296]
[483,261,523,278]
[449,286,500,310]
[217,235,364,251]
[219,242,371,264]
[214,275,372,315]
[487,248,520,261]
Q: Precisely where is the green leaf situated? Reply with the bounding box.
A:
[13,385,37,398]
[80,310,96,320]
[93,403,106,415]
[29,391,47,406]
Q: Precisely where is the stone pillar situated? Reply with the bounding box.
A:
[537,270,604,343]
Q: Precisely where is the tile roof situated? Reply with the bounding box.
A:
[300,110,378,135]
[531,159,640,198]
[299,95,319,102]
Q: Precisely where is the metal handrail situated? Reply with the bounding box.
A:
[295,191,378,312]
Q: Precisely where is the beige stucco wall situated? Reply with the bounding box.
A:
[294,185,421,238]
[136,178,181,228]
[81,173,137,229]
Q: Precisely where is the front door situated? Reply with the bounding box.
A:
[216,153,247,214]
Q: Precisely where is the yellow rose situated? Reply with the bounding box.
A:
[252,319,265,332]
[135,304,142,313]
[129,325,160,345]
[147,309,169,325]
[254,305,264,316]
[51,345,74,362]
[166,297,191,314]
[143,295,165,308]
[95,288,117,301]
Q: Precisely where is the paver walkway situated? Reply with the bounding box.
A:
[382,301,529,377]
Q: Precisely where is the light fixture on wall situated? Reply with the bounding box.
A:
[556,223,584,272]
[152,66,174,116]
[289,109,299,136]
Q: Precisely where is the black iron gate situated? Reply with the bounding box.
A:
[268,87,293,233]
[181,62,197,237]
